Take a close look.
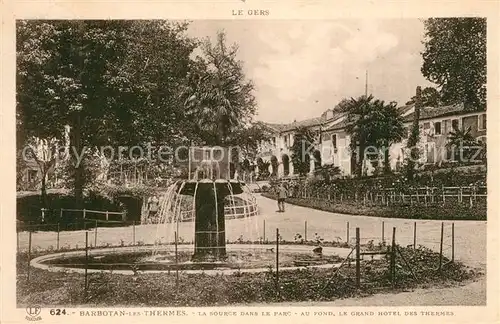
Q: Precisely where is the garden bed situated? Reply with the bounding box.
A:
[261,193,486,221]
[17,244,482,307]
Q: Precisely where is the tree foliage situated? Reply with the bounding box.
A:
[405,87,442,107]
[340,95,405,177]
[17,21,258,205]
[421,18,486,110]
[290,127,317,176]
[182,31,256,146]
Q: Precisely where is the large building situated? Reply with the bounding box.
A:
[253,90,486,179]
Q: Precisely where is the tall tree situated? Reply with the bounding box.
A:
[340,95,377,177]
[182,31,257,146]
[17,20,198,206]
[421,18,486,110]
[405,86,442,107]
[290,127,317,176]
[405,87,422,180]
[372,101,406,173]
[341,95,405,177]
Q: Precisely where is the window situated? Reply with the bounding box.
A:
[443,119,451,134]
[478,114,486,131]
[434,122,442,135]
[452,119,459,131]
[423,122,430,129]
[332,134,337,149]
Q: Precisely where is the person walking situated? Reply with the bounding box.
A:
[277,183,288,212]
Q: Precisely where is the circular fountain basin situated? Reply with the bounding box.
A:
[30,244,354,275]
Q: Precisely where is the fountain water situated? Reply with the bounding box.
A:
[154,147,246,262]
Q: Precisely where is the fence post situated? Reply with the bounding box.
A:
[94,220,98,247]
[413,221,417,249]
[105,211,109,221]
[27,230,32,284]
[175,231,179,291]
[304,221,307,242]
[355,227,360,289]
[346,222,349,244]
[57,223,60,250]
[59,208,63,223]
[17,231,19,251]
[438,222,444,271]
[390,227,396,288]
[83,209,86,219]
[451,222,455,262]
[133,221,136,246]
[263,220,266,243]
[381,221,385,243]
[276,228,280,298]
[84,231,89,301]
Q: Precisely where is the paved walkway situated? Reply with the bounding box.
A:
[245,278,486,306]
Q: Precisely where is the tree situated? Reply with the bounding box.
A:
[18,21,130,207]
[373,101,406,173]
[228,122,270,162]
[290,127,317,176]
[446,126,483,163]
[314,163,341,181]
[182,30,257,146]
[405,87,442,107]
[405,88,422,180]
[22,137,61,207]
[17,21,198,207]
[421,18,486,110]
[340,95,405,177]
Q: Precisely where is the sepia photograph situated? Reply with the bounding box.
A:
[10,15,490,313]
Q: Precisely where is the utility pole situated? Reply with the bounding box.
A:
[365,70,368,97]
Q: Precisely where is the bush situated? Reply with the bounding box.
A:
[17,192,125,230]
[261,193,486,221]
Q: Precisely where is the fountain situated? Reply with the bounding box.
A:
[158,147,245,262]
[31,147,351,274]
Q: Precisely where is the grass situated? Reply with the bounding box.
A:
[17,244,482,307]
[262,193,486,221]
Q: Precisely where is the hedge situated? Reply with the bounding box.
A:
[262,193,486,221]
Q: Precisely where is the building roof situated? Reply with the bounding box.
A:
[261,116,327,133]
[402,103,474,123]
[259,102,483,135]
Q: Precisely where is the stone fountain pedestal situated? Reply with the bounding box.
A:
[179,179,244,261]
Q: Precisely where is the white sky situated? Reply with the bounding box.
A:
[186,19,435,124]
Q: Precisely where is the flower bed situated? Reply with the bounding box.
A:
[261,193,486,220]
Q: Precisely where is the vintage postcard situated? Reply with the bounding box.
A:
[1,0,499,323]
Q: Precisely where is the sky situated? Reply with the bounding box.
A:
[186,19,435,124]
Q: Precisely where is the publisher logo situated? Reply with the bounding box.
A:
[26,305,42,321]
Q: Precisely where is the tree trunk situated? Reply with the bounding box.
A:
[71,111,84,209]
[384,141,391,174]
[40,167,48,209]
[357,143,365,178]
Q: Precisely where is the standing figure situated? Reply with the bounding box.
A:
[277,183,288,212]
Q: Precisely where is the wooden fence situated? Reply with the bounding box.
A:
[299,186,487,207]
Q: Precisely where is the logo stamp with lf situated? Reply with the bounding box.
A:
[26,306,42,321]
